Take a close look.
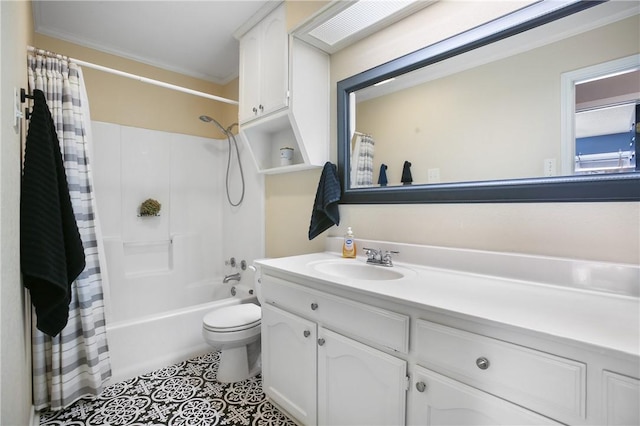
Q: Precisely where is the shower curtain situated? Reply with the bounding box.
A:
[351,133,375,187]
[27,51,111,411]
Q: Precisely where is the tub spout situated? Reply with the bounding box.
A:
[223,272,241,283]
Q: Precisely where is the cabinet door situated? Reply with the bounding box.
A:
[318,328,407,426]
[603,371,640,425]
[238,25,260,123]
[409,366,561,425]
[259,4,288,116]
[262,304,317,425]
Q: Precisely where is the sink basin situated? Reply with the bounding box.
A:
[311,260,406,281]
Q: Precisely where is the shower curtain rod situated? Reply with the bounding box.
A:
[27,46,238,106]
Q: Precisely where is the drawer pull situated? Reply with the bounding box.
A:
[311,302,318,311]
[415,381,427,392]
[303,330,310,338]
[317,338,325,346]
[476,357,490,370]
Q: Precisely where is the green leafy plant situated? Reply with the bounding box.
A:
[139,198,161,216]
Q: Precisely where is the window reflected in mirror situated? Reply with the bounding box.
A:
[574,69,639,175]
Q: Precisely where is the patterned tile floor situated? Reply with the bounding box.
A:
[39,352,297,426]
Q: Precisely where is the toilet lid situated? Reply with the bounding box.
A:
[203,303,261,332]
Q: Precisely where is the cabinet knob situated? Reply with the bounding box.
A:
[303,330,310,338]
[317,338,325,346]
[476,357,490,370]
[252,107,258,114]
[415,381,427,393]
[259,104,264,111]
[311,302,318,311]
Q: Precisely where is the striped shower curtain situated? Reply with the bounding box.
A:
[350,133,375,187]
[27,50,111,411]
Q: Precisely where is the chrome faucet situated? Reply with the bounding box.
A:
[223,272,241,283]
[363,248,399,267]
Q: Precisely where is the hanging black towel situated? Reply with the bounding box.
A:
[378,164,388,186]
[309,162,341,240]
[401,161,413,185]
[21,89,86,337]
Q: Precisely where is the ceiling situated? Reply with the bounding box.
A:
[32,0,271,85]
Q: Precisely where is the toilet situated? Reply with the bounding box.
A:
[202,270,263,383]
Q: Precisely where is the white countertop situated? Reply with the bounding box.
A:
[256,249,640,360]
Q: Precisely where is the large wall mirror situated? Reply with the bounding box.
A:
[337,0,640,203]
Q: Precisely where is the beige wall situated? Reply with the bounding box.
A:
[286,1,329,32]
[266,1,640,264]
[357,16,639,184]
[33,34,238,137]
[1,1,34,424]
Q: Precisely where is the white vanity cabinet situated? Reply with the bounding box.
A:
[318,328,407,426]
[410,366,562,425]
[238,4,287,124]
[255,246,640,426]
[260,274,409,426]
[602,371,640,425]
[262,303,317,425]
[410,319,585,425]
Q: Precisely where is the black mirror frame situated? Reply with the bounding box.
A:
[337,0,640,204]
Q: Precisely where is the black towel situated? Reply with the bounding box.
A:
[378,164,388,186]
[21,89,86,337]
[308,162,341,240]
[401,161,413,185]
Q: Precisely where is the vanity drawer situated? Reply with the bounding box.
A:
[262,274,409,353]
[415,319,586,423]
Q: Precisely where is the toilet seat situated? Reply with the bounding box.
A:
[203,303,261,333]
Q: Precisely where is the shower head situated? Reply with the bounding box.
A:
[199,115,227,135]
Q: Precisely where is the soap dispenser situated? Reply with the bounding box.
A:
[342,227,356,258]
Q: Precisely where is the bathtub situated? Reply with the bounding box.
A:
[105,283,256,384]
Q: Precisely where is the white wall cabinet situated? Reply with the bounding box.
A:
[237,5,329,174]
[238,4,288,124]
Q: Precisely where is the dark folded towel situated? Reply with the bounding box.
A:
[21,89,86,337]
[378,164,388,186]
[309,162,341,240]
[401,161,413,185]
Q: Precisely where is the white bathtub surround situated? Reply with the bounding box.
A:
[101,234,230,322]
[255,239,639,425]
[91,122,265,383]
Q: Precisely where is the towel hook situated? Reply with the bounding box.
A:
[20,88,35,120]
